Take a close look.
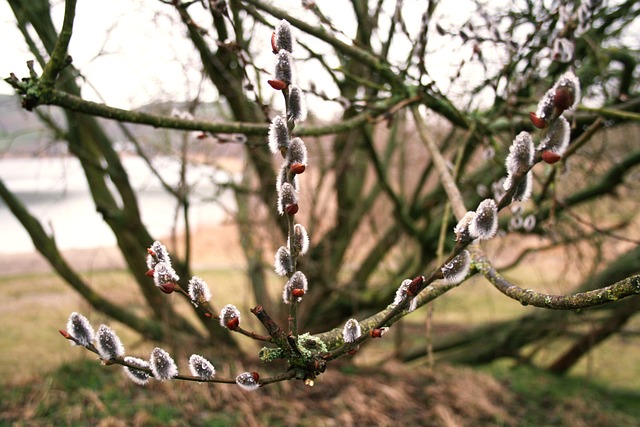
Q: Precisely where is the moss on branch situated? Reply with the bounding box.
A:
[475,253,640,309]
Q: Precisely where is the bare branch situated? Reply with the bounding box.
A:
[475,251,640,310]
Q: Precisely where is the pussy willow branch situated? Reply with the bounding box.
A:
[413,96,640,310]
[318,105,485,358]
[4,78,411,137]
[62,332,294,386]
[412,104,467,220]
[240,0,405,91]
[39,0,77,86]
[578,105,640,122]
[318,102,625,355]
[474,252,640,309]
[320,272,466,361]
[171,285,273,343]
[241,0,474,129]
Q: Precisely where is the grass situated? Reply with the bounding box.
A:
[1,357,639,426]
[2,263,640,425]
[483,362,640,425]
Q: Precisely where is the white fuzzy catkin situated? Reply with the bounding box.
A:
[146,240,171,270]
[275,20,293,53]
[153,261,179,288]
[219,304,241,329]
[454,211,477,242]
[277,183,298,216]
[150,347,178,381]
[275,50,293,85]
[552,38,574,63]
[188,276,212,304]
[441,250,471,285]
[123,356,151,386]
[96,324,125,361]
[282,271,308,304]
[67,312,95,347]
[393,279,411,306]
[504,132,535,202]
[539,116,570,155]
[188,354,216,380]
[288,85,307,122]
[236,372,260,391]
[342,318,362,343]
[290,224,309,256]
[287,137,308,168]
[274,246,293,276]
[469,199,498,240]
[268,115,290,155]
[505,132,534,176]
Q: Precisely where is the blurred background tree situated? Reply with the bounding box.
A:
[2,0,639,376]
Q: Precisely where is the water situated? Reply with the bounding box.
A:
[0,156,235,254]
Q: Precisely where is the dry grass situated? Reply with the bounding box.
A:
[3,356,638,426]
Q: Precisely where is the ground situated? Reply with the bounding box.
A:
[1,224,639,426]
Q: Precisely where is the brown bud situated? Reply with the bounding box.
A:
[145,269,155,278]
[268,79,288,90]
[289,163,306,175]
[541,150,562,164]
[370,327,390,338]
[271,31,278,54]
[226,317,240,330]
[251,371,260,382]
[196,132,208,140]
[347,347,359,356]
[529,112,547,129]
[553,86,574,112]
[59,329,71,339]
[285,203,299,216]
[406,275,425,297]
[159,282,176,294]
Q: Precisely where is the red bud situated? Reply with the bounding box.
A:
[370,327,390,338]
[204,312,212,318]
[196,132,208,140]
[147,248,156,257]
[529,112,547,129]
[145,269,155,278]
[268,79,288,90]
[159,282,176,294]
[406,275,425,297]
[292,288,305,298]
[271,31,278,54]
[347,347,359,356]
[251,371,260,382]
[59,329,71,339]
[542,150,562,164]
[285,203,299,216]
[289,163,306,175]
[226,317,240,330]
[553,87,574,112]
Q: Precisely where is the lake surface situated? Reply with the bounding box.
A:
[0,156,235,254]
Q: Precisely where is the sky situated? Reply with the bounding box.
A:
[5,1,637,117]
[0,0,482,117]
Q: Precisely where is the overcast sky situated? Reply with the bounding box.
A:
[1,0,486,117]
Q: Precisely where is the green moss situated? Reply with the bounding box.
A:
[296,333,328,358]
[259,346,285,363]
